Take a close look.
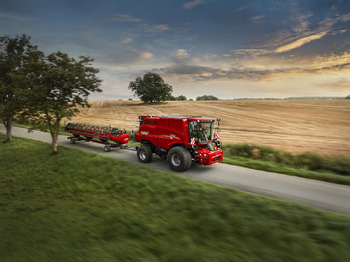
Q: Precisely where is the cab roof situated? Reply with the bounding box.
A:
[140,115,217,121]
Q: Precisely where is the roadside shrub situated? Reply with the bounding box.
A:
[223,143,350,176]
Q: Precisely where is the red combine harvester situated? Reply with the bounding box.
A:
[65,115,223,172]
[135,115,223,172]
[65,123,129,152]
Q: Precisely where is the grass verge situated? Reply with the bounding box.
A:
[1,134,350,261]
[222,144,350,186]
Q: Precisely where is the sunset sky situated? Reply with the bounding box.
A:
[1,0,350,100]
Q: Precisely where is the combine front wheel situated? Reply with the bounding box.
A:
[137,145,152,163]
[167,146,192,172]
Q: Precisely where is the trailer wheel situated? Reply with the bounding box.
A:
[70,138,76,144]
[137,145,152,163]
[167,146,192,172]
[104,145,111,152]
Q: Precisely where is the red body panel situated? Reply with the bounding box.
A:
[135,117,188,150]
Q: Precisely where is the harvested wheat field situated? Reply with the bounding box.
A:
[68,100,350,157]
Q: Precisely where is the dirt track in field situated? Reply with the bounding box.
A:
[68,100,350,156]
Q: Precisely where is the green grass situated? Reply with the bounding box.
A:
[222,144,350,185]
[1,134,350,261]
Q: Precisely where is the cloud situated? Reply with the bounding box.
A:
[254,12,350,54]
[249,15,264,21]
[183,0,207,9]
[0,12,37,21]
[149,24,170,32]
[153,51,350,82]
[155,64,285,81]
[301,62,350,74]
[96,49,154,69]
[274,31,328,53]
[122,38,133,44]
[139,51,153,60]
[110,14,142,22]
[319,78,350,92]
[172,49,190,63]
[231,49,273,57]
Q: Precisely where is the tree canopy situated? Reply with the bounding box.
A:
[0,34,39,141]
[0,34,101,153]
[25,51,102,153]
[196,95,219,101]
[128,72,172,103]
[167,95,187,101]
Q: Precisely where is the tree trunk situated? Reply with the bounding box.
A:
[4,116,13,142]
[51,133,58,154]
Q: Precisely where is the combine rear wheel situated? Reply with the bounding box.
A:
[167,146,192,172]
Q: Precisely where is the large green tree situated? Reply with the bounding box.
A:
[25,51,102,154]
[0,34,39,141]
[128,72,172,103]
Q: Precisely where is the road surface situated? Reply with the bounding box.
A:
[2,125,350,216]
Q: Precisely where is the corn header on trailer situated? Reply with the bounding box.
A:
[65,123,130,152]
[65,115,223,172]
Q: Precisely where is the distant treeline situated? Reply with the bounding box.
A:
[227,96,349,101]
[284,96,347,100]
[127,96,350,102]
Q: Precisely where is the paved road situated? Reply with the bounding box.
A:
[2,125,350,216]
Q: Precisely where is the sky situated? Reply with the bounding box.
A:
[1,0,350,100]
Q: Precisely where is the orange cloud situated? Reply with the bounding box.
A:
[275,31,328,53]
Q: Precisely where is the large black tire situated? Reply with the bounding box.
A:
[137,145,153,163]
[167,146,192,172]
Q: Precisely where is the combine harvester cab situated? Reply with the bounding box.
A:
[135,115,223,172]
[65,123,129,152]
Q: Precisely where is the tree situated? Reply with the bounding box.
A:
[128,72,172,103]
[196,95,219,101]
[25,51,102,154]
[346,95,350,100]
[0,34,39,142]
[167,95,187,101]
[177,95,187,101]
[167,95,177,101]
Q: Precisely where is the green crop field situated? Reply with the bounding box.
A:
[1,134,350,261]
